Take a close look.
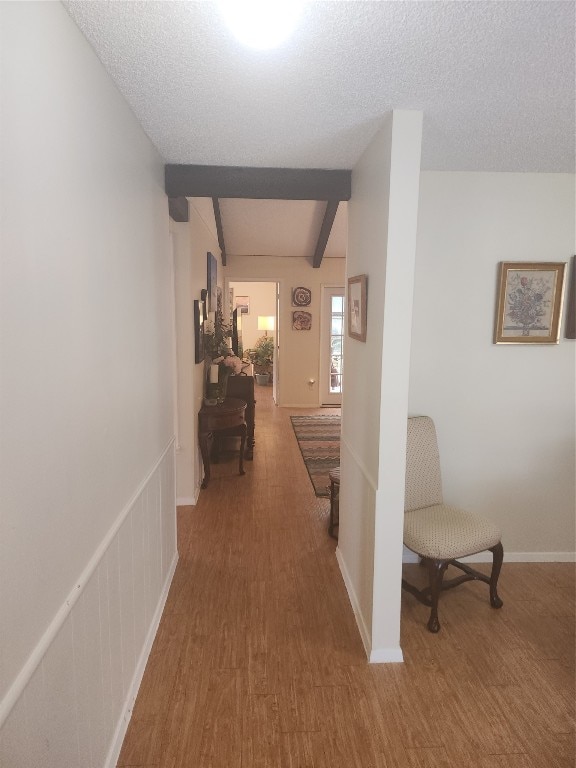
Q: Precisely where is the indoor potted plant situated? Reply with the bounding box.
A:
[203,310,243,402]
[247,335,274,385]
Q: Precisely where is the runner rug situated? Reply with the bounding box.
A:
[290,414,341,498]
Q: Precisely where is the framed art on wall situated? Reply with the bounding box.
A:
[235,296,250,315]
[216,285,223,316]
[194,300,205,363]
[292,311,312,330]
[494,261,566,344]
[292,287,312,306]
[348,274,367,342]
[207,252,217,313]
[565,255,575,339]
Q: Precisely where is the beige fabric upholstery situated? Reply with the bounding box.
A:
[404,505,501,560]
[405,417,443,512]
[404,416,501,560]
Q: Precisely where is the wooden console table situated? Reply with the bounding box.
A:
[198,397,247,489]
[226,375,255,459]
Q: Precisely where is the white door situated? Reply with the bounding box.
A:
[320,286,344,405]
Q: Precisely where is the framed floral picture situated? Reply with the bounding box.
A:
[348,274,367,342]
[494,261,566,344]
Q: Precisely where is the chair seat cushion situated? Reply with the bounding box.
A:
[404,505,501,560]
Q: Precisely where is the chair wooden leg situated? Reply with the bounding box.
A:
[328,479,339,539]
[489,542,504,608]
[427,560,448,633]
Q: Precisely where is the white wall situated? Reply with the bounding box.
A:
[337,111,423,662]
[410,172,576,559]
[0,4,176,765]
[173,200,223,505]
[226,256,345,406]
[229,280,276,351]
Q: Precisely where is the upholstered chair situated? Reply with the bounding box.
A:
[402,416,504,632]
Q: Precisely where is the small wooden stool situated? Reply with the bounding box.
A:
[328,466,340,539]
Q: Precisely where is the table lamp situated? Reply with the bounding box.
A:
[257,316,275,336]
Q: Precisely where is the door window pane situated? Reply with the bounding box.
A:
[329,292,344,394]
[332,296,344,313]
[331,317,343,336]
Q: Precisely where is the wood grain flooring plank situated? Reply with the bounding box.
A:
[279,732,317,768]
[117,388,575,768]
[476,755,536,768]
[241,693,281,768]
[405,746,458,768]
[117,620,188,766]
[196,669,245,768]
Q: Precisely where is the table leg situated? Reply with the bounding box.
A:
[199,430,211,489]
[239,424,247,476]
[245,424,254,460]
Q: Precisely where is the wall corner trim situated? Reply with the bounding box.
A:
[340,435,378,492]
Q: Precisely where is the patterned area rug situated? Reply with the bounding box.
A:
[290,414,341,497]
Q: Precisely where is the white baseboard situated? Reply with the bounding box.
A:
[402,548,575,564]
[281,403,322,408]
[177,496,196,506]
[336,547,404,664]
[499,551,575,563]
[104,551,179,768]
[369,647,404,663]
[177,480,201,507]
[335,547,372,660]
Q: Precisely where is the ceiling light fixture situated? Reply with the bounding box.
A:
[217,0,304,50]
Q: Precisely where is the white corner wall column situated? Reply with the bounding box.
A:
[337,110,423,663]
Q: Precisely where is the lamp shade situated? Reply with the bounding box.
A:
[257,316,275,332]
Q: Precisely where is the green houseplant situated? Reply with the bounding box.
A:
[247,335,274,384]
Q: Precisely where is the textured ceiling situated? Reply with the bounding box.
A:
[64,1,574,260]
[65,0,575,173]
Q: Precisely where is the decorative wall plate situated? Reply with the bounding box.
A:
[292,311,312,331]
[292,286,312,307]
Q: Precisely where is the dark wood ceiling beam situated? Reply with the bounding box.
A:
[212,197,227,267]
[168,196,189,222]
[165,165,351,201]
[312,200,340,268]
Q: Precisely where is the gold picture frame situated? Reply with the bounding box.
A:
[348,274,367,342]
[565,256,575,339]
[494,261,566,344]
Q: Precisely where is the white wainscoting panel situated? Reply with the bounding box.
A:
[0,443,177,768]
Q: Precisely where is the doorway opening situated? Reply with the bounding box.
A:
[320,285,345,406]
[228,280,280,404]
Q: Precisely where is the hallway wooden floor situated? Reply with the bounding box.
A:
[118,387,575,767]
